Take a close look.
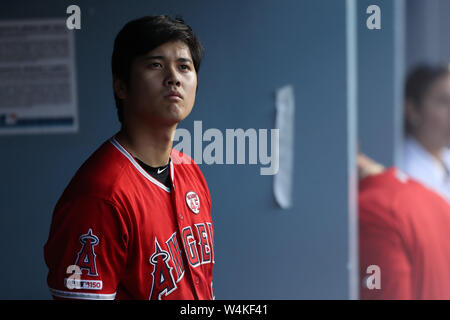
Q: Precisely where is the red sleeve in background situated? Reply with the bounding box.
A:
[359,172,413,300]
[359,212,413,299]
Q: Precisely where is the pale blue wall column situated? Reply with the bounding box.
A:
[346,0,359,300]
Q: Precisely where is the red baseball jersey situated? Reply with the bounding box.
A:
[359,168,450,299]
[44,136,214,300]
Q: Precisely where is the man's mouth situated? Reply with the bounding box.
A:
[165,91,183,100]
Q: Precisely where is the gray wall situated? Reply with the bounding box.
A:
[357,0,405,167]
[406,0,445,70]
[0,0,356,299]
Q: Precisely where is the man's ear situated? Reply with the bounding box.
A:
[404,99,421,128]
[113,78,128,100]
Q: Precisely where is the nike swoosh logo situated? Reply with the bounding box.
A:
[157,167,168,174]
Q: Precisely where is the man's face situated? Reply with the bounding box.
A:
[118,40,198,127]
[418,75,450,146]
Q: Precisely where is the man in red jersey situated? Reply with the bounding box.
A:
[358,153,450,299]
[44,15,214,300]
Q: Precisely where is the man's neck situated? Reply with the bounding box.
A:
[116,122,176,167]
[413,134,444,167]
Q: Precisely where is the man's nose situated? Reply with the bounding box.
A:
[164,66,181,87]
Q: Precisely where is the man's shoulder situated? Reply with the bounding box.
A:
[61,139,131,202]
[171,148,203,175]
[360,167,449,218]
[359,168,416,218]
[171,148,211,202]
[170,148,195,164]
[359,168,408,196]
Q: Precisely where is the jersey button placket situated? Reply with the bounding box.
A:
[170,176,184,224]
[171,168,201,298]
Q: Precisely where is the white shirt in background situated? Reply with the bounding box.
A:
[400,136,450,202]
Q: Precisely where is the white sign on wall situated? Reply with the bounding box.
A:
[0,18,78,134]
[273,85,295,209]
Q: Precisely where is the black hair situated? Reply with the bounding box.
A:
[404,63,450,134]
[111,15,204,124]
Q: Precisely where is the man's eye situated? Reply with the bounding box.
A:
[434,96,450,106]
[180,64,190,71]
[149,62,162,68]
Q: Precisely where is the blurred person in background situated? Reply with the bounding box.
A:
[401,64,450,202]
[358,153,450,299]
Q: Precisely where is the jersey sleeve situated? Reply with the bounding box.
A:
[359,200,413,300]
[44,195,129,300]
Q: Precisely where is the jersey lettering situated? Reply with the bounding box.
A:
[166,232,185,282]
[195,223,211,264]
[149,238,177,300]
[206,222,215,263]
[182,226,200,267]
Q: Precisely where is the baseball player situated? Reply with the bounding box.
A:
[44,15,214,300]
[358,153,450,299]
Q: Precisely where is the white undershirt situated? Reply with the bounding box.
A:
[400,136,450,202]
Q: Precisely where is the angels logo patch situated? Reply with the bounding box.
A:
[75,228,99,276]
[185,191,200,214]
